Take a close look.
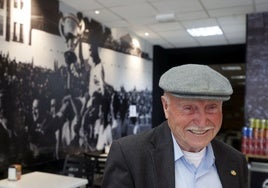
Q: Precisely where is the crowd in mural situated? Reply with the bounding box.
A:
[0,51,152,167]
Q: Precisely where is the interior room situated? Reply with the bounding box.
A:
[0,0,268,187]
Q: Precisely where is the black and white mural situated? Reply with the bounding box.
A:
[0,0,152,168]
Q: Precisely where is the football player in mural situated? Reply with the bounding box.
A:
[43,97,70,159]
[59,94,81,156]
[83,59,114,151]
[58,12,115,153]
[59,11,86,90]
[58,12,87,153]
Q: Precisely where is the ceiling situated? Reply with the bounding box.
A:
[59,0,268,49]
[58,0,261,87]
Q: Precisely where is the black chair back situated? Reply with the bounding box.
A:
[62,154,96,188]
[84,152,108,188]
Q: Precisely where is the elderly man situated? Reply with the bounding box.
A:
[102,64,248,188]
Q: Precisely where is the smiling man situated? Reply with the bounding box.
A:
[102,64,248,188]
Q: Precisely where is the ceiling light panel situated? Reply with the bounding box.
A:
[187,26,223,37]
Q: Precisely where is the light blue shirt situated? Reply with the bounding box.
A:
[172,135,222,188]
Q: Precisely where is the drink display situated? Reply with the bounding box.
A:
[242,118,268,156]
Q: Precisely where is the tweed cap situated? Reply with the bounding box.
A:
[159,64,233,101]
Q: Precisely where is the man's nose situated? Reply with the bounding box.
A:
[193,110,208,126]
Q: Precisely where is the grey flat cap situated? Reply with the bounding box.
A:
[159,64,233,101]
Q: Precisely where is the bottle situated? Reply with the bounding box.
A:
[248,126,254,154]
[259,119,266,155]
[253,119,260,155]
[249,118,255,155]
[241,126,248,154]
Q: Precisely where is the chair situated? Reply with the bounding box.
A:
[61,154,96,188]
[84,153,107,188]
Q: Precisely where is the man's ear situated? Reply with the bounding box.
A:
[161,96,168,119]
[161,96,167,109]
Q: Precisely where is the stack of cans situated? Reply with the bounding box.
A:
[241,118,268,156]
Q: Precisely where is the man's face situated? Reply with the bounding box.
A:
[161,93,223,152]
[32,99,39,117]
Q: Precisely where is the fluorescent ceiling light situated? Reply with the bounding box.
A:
[231,75,245,80]
[221,65,242,71]
[187,26,223,37]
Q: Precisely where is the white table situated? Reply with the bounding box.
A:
[0,171,88,188]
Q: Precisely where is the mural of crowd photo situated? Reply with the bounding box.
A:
[0,10,152,167]
[0,50,152,166]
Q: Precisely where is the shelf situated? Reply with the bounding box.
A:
[246,154,268,162]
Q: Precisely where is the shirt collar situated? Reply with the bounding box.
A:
[172,133,183,161]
